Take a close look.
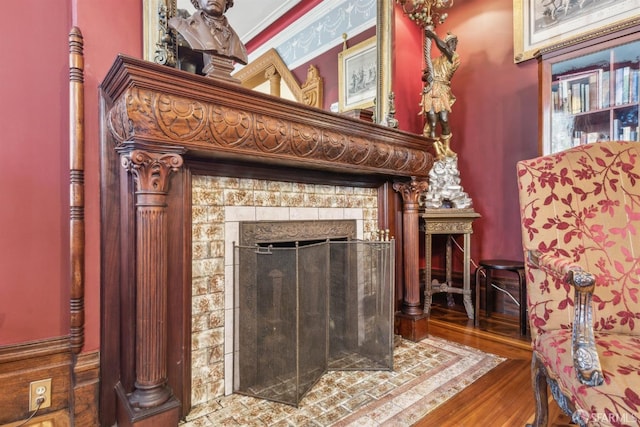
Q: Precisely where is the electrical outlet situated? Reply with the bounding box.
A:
[29,378,51,411]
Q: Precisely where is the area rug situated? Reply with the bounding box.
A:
[181,336,505,426]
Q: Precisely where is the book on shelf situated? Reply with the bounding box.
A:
[560,80,569,112]
[631,69,639,104]
[601,70,610,108]
[557,69,602,114]
[586,132,600,144]
[615,67,624,105]
[614,119,621,140]
[622,66,630,105]
[588,74,598,111]
[583,83,589,113]
[571,82,581,114]
[621,127,640,142]
[614,66,636,106]
[572,131,603,145]
[572,131,598,146]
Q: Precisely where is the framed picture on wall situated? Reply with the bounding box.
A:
[513,0,640,63]
[338,37,377,112]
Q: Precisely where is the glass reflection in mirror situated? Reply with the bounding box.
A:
[142,0,393,123]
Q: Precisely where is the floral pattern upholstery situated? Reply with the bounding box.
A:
[517,141,640,426]
[537,330,640,425]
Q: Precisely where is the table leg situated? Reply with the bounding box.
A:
[474,266,482,326]
[424,233,433,314]
[462,233,474,319]
[445,235,454,307]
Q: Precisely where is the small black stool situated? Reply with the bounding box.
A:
[474,259,527,335]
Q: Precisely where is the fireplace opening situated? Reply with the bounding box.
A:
[232,221,394,407]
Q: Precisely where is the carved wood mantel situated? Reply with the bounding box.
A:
[104,56,431,177]
[99,55,433,426]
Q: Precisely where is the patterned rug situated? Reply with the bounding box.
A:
[181,336,505,426]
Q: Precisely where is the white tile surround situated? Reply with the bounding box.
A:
[190,175,379,408]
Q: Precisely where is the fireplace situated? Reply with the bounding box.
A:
[233,220,394,406]
[99,55,432,425]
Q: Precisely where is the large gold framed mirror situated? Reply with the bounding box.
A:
[142,0,393,123]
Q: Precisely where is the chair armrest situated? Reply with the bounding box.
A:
[527,250,604,387]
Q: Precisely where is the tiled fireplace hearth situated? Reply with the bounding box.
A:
[99,56,433,426]
[191,175,379,406]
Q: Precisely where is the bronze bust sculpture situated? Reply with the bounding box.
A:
[169,0,248,81]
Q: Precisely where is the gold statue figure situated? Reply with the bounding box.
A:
[420,28,459,159]
[169,0,248,81]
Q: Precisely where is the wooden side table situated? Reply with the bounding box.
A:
[421,209,480,319]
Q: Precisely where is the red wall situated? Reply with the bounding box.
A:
[393,3,425,133]
[0,0,140,348]
[72,0,142,351]
[291,29,376,111]
[0,0,72,344]
[445,0,539,264]
[0,0,538,349]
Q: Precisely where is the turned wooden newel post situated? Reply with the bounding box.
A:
[69,26,85,354]
[121,149,184,409]
[394,177,429,341]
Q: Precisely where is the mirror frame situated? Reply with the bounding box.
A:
[376,0,393,125]
[143,0,393,123]
[142,0,177,66]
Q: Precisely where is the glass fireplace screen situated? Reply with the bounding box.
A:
[233,239,394,407]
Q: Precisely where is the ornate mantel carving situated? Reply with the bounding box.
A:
[102,55,433,178]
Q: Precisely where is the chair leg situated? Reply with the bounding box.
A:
[518,269,527,335]
[528,352,549,427]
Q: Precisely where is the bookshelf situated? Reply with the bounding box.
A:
[539,31,640,155]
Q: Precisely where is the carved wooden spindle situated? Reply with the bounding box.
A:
[393,177,429,315]
[121,150,184,408]
[69,26,85,354]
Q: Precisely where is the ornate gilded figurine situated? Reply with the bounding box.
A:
[169,0,248,82]
[396,0,471,209]
[420,28,459,159]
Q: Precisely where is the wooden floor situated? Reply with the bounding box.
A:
[10,303,575,427]
[417,301,575,427]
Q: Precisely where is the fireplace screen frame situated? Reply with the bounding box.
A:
[233,221,395,407]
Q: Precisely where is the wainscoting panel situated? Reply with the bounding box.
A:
[72,350,100,426]
[0,337,72,424]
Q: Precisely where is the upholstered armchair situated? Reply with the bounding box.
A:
[516,141,640,426]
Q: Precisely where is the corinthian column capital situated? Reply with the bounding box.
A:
[121,150,184,194]
[393,177,429,207]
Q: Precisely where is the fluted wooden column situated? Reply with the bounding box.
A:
[121,149,184,409]
[394,177,429,341]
